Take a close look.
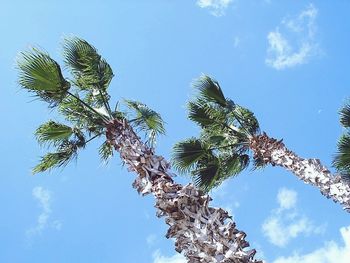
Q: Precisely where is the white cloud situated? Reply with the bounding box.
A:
[196,0,233,17]
[277,187,297,210]
[273,225,350,263]
[153,250,186,263]
[266,4,319,70]
[26,186,61,237]
[262,188,325,247]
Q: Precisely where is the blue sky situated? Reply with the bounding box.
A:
[1,0,350,262]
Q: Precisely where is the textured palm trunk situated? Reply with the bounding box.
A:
[250,132,350,212]
[106,119,262,263]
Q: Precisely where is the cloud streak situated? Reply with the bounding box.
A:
[273,225,350,263]
[26,186,61,237]
[196,0,233,17]
[153,250,186,263]
[262,188,325,247]
[266,4,319,70]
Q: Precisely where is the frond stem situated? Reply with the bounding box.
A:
[67,91,110,123]
[85,132,104,144]
[97,88,113,119]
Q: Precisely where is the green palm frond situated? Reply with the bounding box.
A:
[192,157,220,192]
[188,100,227,128]
[191,153,249,192]
[99,141,114,162]
[252,156,268,170]
[63,37,113,113]
[333,134,350,174]
[172,138,209,174]
[339,103,350,128]
[59,95,105,130]
[32,141,79,173]
[233,105,260,135]
[63,37,114,91]
[208,135,227,146]
[224,154,249,176]
[125,100,165,146]
[17,48,70,106]
[35,121,74,146]
[193,75,227,107]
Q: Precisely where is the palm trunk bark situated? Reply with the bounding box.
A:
[106,119,262,263]
[250,132,350,212]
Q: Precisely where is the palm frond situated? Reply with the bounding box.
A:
[59,95,105,130]
[32,141,78,173]
[333,134,350,174]
[193,75,227,107]
[340,103,350,128]
[232,105,260,135]
[99,141,114,162]
[208,135,226,146]
[125,100,165,147]
[35,121,73,146]
[252,156,268,170]
[188,100,227,128]
[172,138,209,174]
[224,154,249,176]
[17,48,70,106]
[192,156,220,192]
[192,153,250,192]
[63,37,113,91]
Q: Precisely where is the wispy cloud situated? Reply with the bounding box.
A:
[266,4,319,70]
[26,186,61,237]
[152,250,186,263]
[262,188,325,247]
[273,225,350,263]
[277,187,297,210]
[196,0,234,17]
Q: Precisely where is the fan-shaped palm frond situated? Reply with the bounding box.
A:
[32,140,80,173]
[172,138,209,174]
[35,121,74,146]
[191,151,250,192]
[63,37,114,90]
[17,48,70,106]
[192,156,220,192]
[224,154,250,176]
[125,100,165,147]
[188,100,227,128]
[63,37,114,114]
[334,134,350,174]
[232,105,260,136]
[193,75,227,107]
[99,141,114,162]
[339,103,350,128]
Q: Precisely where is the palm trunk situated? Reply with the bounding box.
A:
[106,119,262,263]
[250,132,350,212]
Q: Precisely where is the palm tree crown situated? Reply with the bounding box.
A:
[334,102,350,176]
[173,75,350,213]
[17,37,165,173]
[172,75,261,191]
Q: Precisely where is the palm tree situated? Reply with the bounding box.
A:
[17,38,262,263]
[172,75,350,212]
